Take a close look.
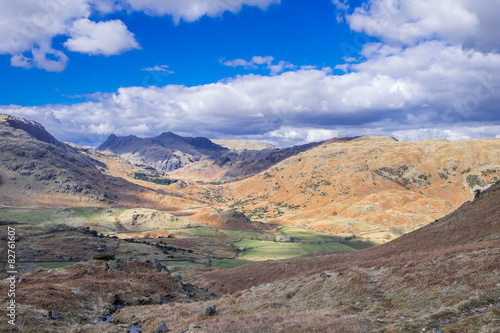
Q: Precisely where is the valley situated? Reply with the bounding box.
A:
[0,114,499,332]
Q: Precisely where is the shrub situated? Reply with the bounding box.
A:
[93,254,115,261]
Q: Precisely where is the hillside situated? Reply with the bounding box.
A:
[195,136,500,237]
[3,113,500,242]
[97,131,336,181]
[0,114,499,332]
[198,180,500,293]
[1,180,498,332]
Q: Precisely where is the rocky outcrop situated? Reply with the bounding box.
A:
[1,114,62,147]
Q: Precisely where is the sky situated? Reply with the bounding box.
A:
[0,0,499,147]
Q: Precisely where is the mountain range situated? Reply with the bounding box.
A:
[1,151,498,332]
[2,114,500,239]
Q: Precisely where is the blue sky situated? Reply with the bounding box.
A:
[1,0,363,106]
[0,0,499,146]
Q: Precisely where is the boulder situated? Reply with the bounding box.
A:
[202,305,217,316]
[130,325,141,333]
[154,323,170,332]
[145,258,169,273]
[50,310,63,319]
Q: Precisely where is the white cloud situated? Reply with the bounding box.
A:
[142,65,174,73]
[10,45,69,72]
[3,40,499,146]
[223,56,294,75]
[268,60,295,75]
[64,19,140,56]
[332,0,350,23]
[0,0,279,71]
[123,0,280,24]
[10,54,32,69]
[346,0,500,51]
[0,0,90,71]
[223,56,275,68]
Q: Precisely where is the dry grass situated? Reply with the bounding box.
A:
[1,181,499,332]
[0,260,180,332]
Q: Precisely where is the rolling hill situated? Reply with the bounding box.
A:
[1,175,498,332]
[199,136,500,236]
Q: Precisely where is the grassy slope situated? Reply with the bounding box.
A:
[0,185,498,332]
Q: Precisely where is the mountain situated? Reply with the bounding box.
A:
[188,136,500,237]
[222,140,325,178]
[97,132,340,179]
[1,113,499,332]
[98,132,230,172]
[0,114,178,208]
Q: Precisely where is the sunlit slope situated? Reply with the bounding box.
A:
[214,136,500,233]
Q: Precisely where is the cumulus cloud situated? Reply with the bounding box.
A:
[346,0,500,51]
[0,0,90,71]
[3,41,499,146]
[223,56,294,75]
[123,0,280,24]
[0,0,279,71]
[64,19,140,56]
[10,45,69,72]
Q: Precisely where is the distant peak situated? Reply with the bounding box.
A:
[97,134,119,150]
[159,131,176,136]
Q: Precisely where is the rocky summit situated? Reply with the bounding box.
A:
[98,132,229,172]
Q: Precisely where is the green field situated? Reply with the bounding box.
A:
[1,207,376,270]
[280,226,343,243]
[0,208,61,225]
[233,238,355,261]
[0,207,122,229]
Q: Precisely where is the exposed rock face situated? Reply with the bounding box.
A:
[154,323,170,333]
[50,310,63,320]
[98,132,229,172]
[2,114,62,146]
